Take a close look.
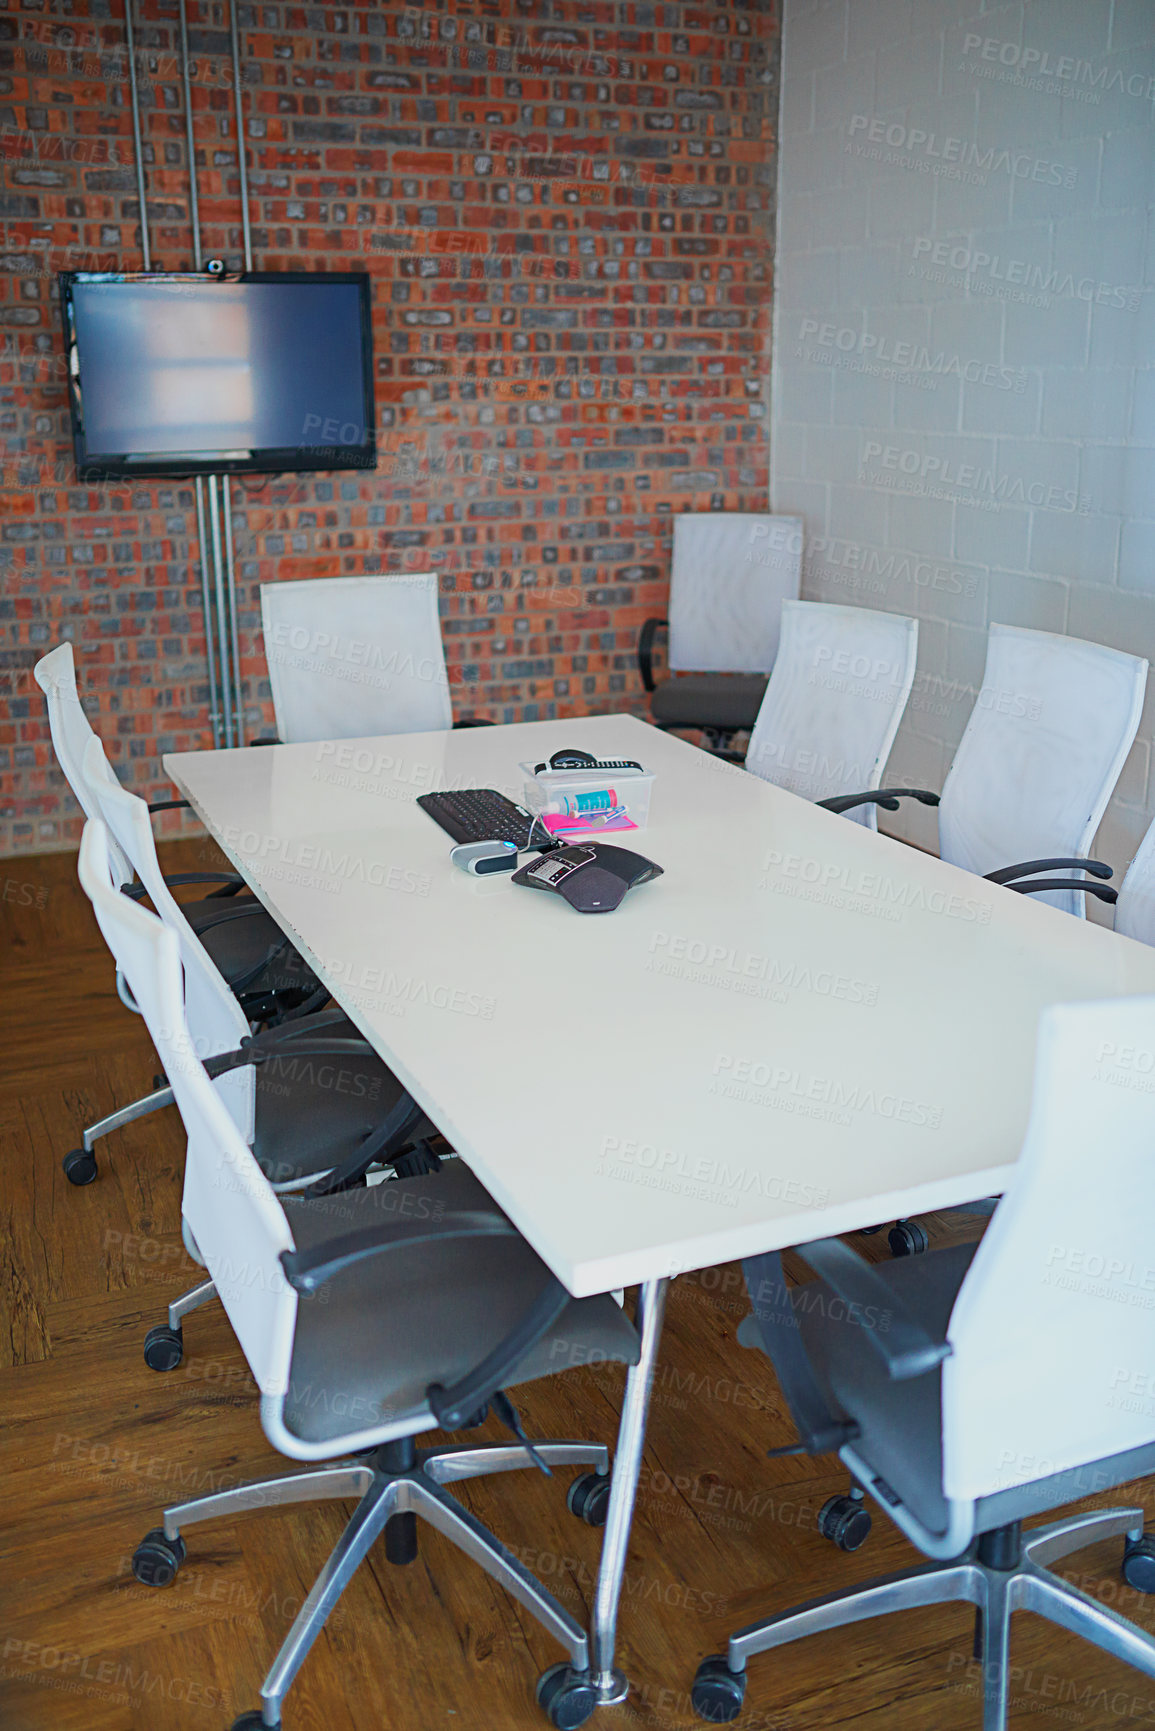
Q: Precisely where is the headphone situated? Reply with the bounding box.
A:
[532,748,644,774]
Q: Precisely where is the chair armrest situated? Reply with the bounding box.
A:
[794,1237,952,1380]
[1006,877,1118,905]
[148,798,191,814]
[817,787,941,816]
[985,856,1113,886]
[228,1006,406,1080]
[202,1027,379,1079]
[305,1091,427,1194]
[741,1249,861,1456]
[251,1030,378,1062]
[252,1007,351,1045]
[638,617,668,692]
[165,871,247,895]
[281,1204,578,1447]
[205,1027,426,1188]
[122,871,248,902]
[215,1010,420,1190]
[271,984,332,1022]
[280,1208,516,1295]
[426,1274,571,1430]
[238,1011,379,1066]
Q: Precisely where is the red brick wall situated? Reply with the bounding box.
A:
[0,0,779,856]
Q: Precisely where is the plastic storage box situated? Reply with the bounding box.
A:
[519,759,655,837]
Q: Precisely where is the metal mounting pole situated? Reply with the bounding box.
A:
[207,477,235,748]
[180,1,221,747]
[123,0,150,269]
[221,0,253,743]
[230,0,253,272]
[178,0,200,265]
[221,480,245,746]
[195,478,224,748]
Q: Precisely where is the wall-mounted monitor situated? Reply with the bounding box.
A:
[59,270,376,479]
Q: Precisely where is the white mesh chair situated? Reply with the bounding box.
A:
[81,734,437,1369]
[838,625,1146,1259]
[835,624,1147,919]
[1113,819,1155,947]
[33,643,135,888]
[744,600,919,830]
[77,816,640,1731]
[640,513,803,746]
[260,572,456,743]
[34,642,320,1186]
[692,994,1155,1730]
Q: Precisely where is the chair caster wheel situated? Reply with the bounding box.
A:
[132,1528,186,1587]
[818,1493,872,1552]
[1123,1536,1155,1593]
[63,1147,97,1186]
[143,1323,183,1372]
[230,1714,279,1731]
[888,1220,928,1257]
[691,1655,746,1722]
[858,1224,883,1235]
[536,1662,597,1729]
[567,1470,612,1527]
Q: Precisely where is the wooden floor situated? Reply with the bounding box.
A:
[3,843,1155,1731]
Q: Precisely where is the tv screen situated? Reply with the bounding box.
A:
[59,270,376,479]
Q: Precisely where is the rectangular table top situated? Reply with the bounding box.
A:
[166,715,1155,1296]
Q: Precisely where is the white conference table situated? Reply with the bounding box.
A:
[165,713,1155,1708]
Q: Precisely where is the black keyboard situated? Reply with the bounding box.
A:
[417,788,539,848]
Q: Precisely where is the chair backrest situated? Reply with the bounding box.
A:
[1114,817,1155,948]
[667,513,803,674]
[80,734,254,1142]
[943,995,1155,1508]
[260,573,454,743]
[744,600,918,828]
[939,625,1147,918]
[77,817,297,1397]
[34,642,132,886]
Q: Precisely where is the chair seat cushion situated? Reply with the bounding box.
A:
[280,1165,640,1447]
[799,1242,978,1536]
[186,897,318,1007]
[651,673,769,731]
[253,1016,415,1186]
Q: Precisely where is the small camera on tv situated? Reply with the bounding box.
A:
[203,258,226,277]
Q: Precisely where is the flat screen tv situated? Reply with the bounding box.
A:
[59,270,376,479]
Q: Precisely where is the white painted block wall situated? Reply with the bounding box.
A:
[771,0,1155,887]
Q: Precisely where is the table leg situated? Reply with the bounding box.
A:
[592,1276,669,1704]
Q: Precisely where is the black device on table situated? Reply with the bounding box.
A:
[511,844,662,913]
